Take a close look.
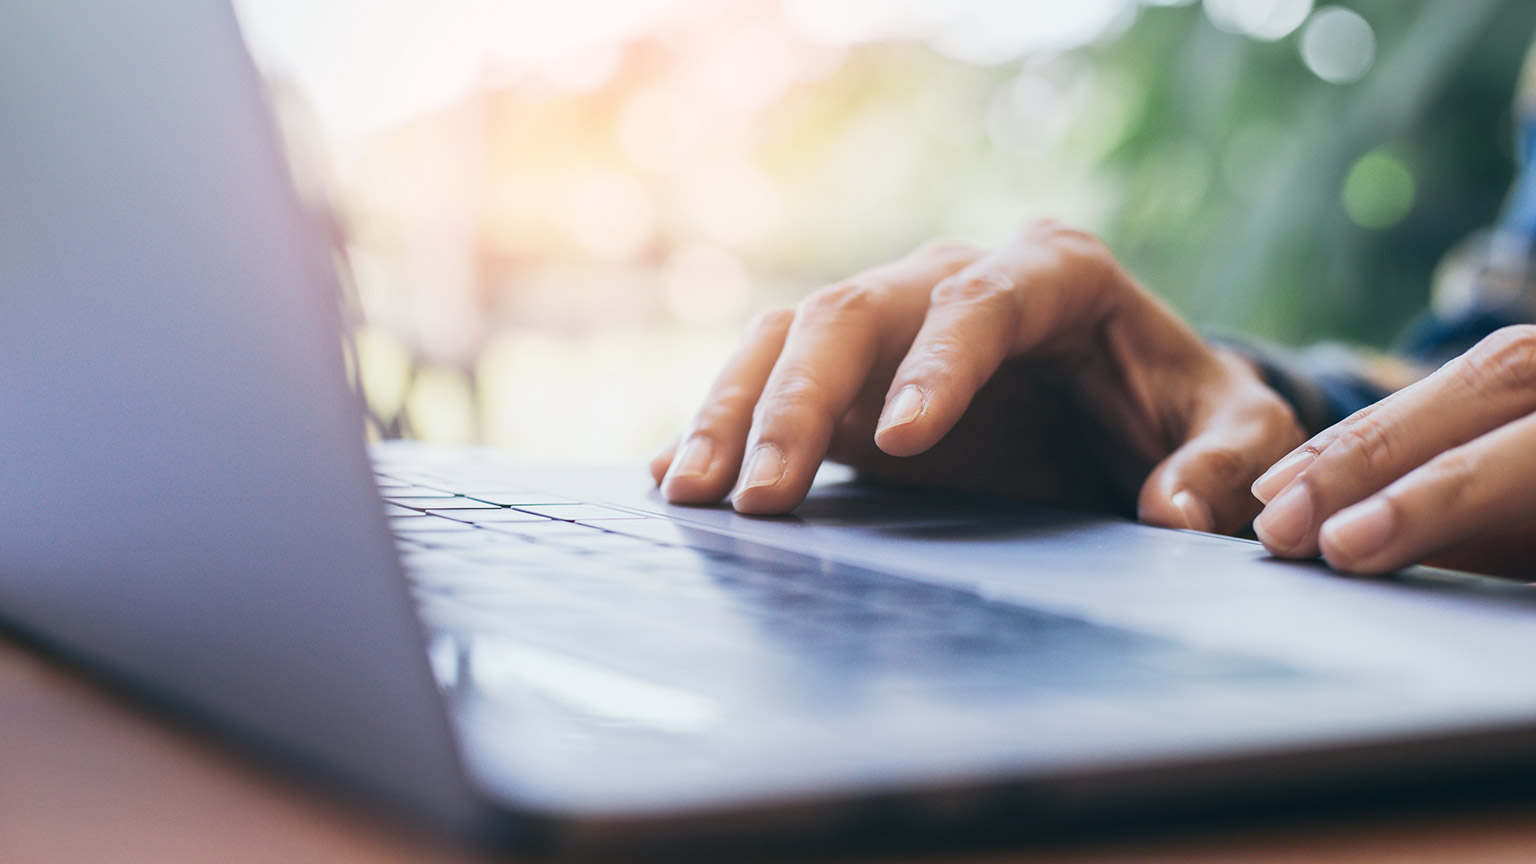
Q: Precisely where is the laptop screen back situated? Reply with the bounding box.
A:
[0,0,481,829]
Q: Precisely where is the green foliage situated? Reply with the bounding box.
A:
[1099,0,1536,347]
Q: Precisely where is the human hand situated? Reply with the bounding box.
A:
[1252,325,1536,578]
[651,219,1305,533]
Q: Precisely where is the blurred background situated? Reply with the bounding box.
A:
[232,0,1536,461]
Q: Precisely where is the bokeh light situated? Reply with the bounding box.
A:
[1343,148,1415,229]
[1300,6,1376,84]
[234,0,1528,459]
[558,172,658,262]
[1203,0,1314,42]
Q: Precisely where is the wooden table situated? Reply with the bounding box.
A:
[5,629,1536,864]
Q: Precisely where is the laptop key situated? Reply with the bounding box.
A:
[387,496,504,510]
[483,520,608,541]
[392,517,482,533]
[410,533,520,551]
[378,486,458,498]
[447,509,555,524]
[458,491,578,506]
[513,504,647,521]
[380,471,455,487]
[389,478,1301,698]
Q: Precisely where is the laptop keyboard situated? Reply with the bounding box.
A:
[380,467,1295,699]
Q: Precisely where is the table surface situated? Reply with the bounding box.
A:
[5,630,1536,864]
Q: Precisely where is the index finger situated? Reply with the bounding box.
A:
[1319,410,1536,574]
[729,242,979,514]
[1254,326,1536,559]
[874,220,1120,458]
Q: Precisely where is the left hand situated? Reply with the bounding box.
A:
[1250,325,1536,578]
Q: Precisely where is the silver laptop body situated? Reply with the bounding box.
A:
[8,0,1536,852]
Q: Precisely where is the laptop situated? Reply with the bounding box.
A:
[9,0,1536,854]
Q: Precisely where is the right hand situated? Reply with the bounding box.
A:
[650,219,1305,533]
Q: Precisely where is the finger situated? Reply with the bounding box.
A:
[874,220,1119,458]
[660,308,793,504]
[1251,403,1380,504]
[1250,375,1417,503]
[1318,410,1536,574]
[1254,331,1536,503]
[732,243,978,514]
[1422,518,1536,579]
[649,436,678,486]
[1139,365,1304,534]
[1254,326,1536,558]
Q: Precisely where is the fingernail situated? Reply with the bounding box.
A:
[734,444,785,497]
[664,435,714,482]
[1252,450,1315,504]
[1254,480,1313,553]
[877,386,926,433]
[1321,498,1395,566]
[1171,490,1215,533]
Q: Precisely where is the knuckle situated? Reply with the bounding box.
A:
[691,403,733,432]
[905,332,1006,394]
[796,277,883,320]
[697,382,757,424]
[1195,445,1251,485]
[1257,391,1298,426]
[930,268,1018,309]
[914,239,981,264]
[1016,218,1116,293]
[1019,216,1071,238]
[1252,390,1304,442]
[1305,403,1375,451]
[757,367,833,425]
[904,334,970,377]
[1415,446,1481,509]
[1458,325,1536,394]
[747,306,794,336]
[1336,402,1377,429]
[1326,413,1404,485]
[1021,218,1108,259]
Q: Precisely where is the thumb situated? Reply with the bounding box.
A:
[1139,395,1302,535]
